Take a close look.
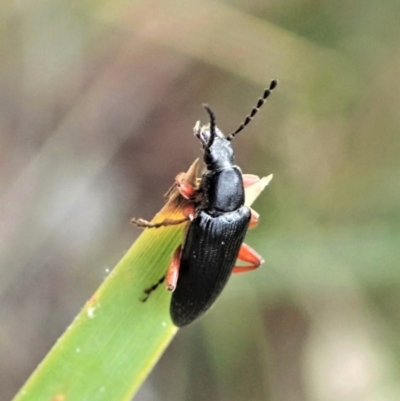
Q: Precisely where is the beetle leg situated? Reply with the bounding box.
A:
[175,172,196,199]
[131,202,195,229]
[141,245,182,300]
[242,174,260,188]
[141,275,165,302]
[131,216,190,229]
[166,245,182,291]
[248,208,260,228]
[242,174,262,228]
[243,173,262,228]
[232,243,264,273]
[182,203,196,221]
[175,172,199,200]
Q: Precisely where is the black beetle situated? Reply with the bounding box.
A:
[132,79,277,326]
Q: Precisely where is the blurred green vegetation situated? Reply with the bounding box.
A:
[1,0,399,400]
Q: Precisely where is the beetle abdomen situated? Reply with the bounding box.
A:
[170,206,251,326]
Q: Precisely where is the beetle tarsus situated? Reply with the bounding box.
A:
[131,216,190,229]
[141,275,165,302]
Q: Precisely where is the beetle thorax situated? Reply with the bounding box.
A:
[201,166,245,214]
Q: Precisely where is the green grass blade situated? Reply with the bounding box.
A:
[11,159,271,401]
[11,162,202,401]
[13,221,181,401]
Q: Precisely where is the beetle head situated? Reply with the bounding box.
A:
[193,111,234,170]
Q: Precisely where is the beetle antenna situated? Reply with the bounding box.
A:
[227,79,278,141]
[203,104,217,149]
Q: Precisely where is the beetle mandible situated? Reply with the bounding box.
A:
[132,79,278,326]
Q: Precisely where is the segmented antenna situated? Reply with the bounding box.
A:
[203,104,217,149]
[227,79,278,141]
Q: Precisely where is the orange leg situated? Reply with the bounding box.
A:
[249,208,260,229]
[141,245,182,301]
[175,172,198,200]
[132,203,195,229]
[233,243,264,273]
[243,174,260,188]
[166,245,182,291]
[243,174,260,229]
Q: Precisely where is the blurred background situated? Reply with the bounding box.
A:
[1,0,399,400]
